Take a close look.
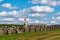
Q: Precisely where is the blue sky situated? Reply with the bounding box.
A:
[0,0,60,25]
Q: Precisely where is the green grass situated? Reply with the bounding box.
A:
[0,29,60,40]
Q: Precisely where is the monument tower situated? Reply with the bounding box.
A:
[24,17,26,25]
[24,17,29,32]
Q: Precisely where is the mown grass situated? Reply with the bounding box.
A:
[0,29,60,40]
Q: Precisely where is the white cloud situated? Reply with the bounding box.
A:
[18,18,24,21]
[0,21,17,24]
[31,6,54,12]
[20,6,54,14]
[56,17,60,20]
[0,5,55,24]
[29,13,47,17]
[0,5,52,19]
[52,12,60,20]
[55,12,60,15]
[0,10,23,17]
[50,19,60,24]
[0,18,18,24]
[8,10,18,16]
[35,20,40,23]
[26,18,31,21]
[17,6,54,24]
[31,0,60,6]
[40,0,47,4]
[18,18,31,22]
[49,1,57,6]
[3,18,14,21]
[27,20,40,23]
[0,11,7,16]
[22,6,54,17]
[0,18,14,22]
[0,0,3,2]
[51,16,60,21]
[8,10,23,17]
[27,20,47,24]
[52,16,55,19]
[19,6,54,18]
[2,3,17,9]
[51,20,56,24]
[50,12,60,24]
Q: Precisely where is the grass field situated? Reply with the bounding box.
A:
[0,29,60,40]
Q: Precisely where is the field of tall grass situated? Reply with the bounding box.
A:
[0,29,60,40]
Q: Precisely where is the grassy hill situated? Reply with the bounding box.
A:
[0,29,60,40]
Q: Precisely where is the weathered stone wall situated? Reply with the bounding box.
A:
[0,25,60,34]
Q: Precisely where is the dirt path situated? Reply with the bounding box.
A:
[17,32,60,40]
[32,33,60,40]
